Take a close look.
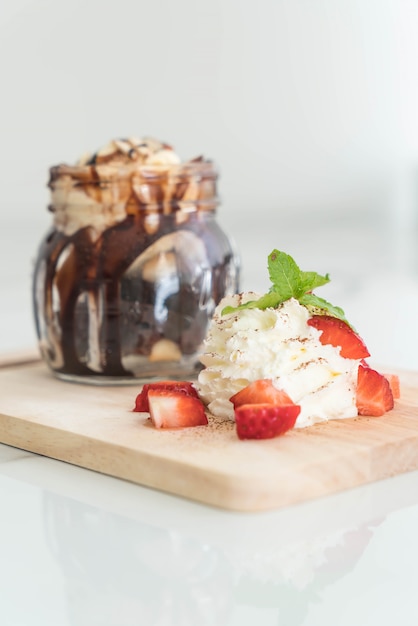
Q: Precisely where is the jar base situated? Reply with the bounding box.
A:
[51,361,202,386]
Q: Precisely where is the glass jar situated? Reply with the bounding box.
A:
[33,153,239,384]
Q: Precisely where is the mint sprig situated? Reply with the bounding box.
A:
[222,249,349,323]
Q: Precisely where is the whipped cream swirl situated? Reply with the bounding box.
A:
[197,294,361,428]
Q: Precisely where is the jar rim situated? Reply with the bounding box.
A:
[48,158,218,188]
[48,156,219,218]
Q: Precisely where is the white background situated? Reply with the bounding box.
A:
[1,0,418,367]
[2,6,418,625]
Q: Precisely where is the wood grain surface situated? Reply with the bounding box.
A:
[0,361,417,511]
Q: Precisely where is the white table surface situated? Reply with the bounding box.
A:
[1,217,418,626]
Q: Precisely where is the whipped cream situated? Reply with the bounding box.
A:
[197,294,360,428]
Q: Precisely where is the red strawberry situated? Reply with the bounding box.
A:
[358,362,401,400]
[307,315,370,359]
[230,379,294,409]
[356,364,394,416]
[134,381,199,412]
[383,373,401,399]
[235,403,300,440]
[148,389,208,429]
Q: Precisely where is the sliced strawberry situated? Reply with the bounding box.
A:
[133,381,199,412]
[357,363,400,400]
[148,389,208,429]
[356,364,394,416]
[235,403,300,440]
[383,373,401,399]
[307,315,370,359]
[230,379,294,409]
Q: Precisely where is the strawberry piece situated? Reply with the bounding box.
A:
[307,315,370,359]
[148,389,208,429]
[235,403,300,440]
[134,381,199,412]
[230,379,294,408]
[383,373,401,399]
[356,364,394,416]
[358,363,400,400]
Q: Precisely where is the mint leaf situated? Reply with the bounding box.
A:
[268,250,303,299]
[221,248,347,324]
[299,271,330,292]
[268,251,330,299]
[299,293,348,323]
[222,292,281,316]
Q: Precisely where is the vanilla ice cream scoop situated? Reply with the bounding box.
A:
[197,294,361,428]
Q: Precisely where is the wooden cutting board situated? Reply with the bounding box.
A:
[0,359,417,512]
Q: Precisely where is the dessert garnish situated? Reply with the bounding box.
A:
[134,381,199,412]
[147,390,208,429]
[134,381,208,429]
[235,404,301,440]
[133,249,400,439]
[197,249,399,435]
[221,249,347,322]
[356,364,396,416]
[230,380,300,439]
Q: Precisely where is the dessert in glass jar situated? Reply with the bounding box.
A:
[32,137,239,384]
